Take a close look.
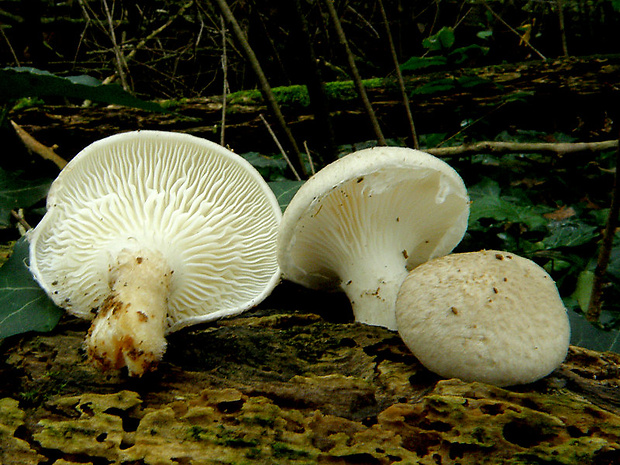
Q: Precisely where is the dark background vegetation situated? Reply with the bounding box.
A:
[2,0,620,97]
[2,0,620,337]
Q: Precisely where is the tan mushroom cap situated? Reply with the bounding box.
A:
[278,146,469,330]
[28,130,281,375]
[395,250,571,386]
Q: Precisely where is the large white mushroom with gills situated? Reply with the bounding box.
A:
[28,130,282,376]
[277,146,470,330]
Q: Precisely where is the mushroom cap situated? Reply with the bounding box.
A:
[395,250,571,386]
[28,130,282,332]
[277,146,469,290]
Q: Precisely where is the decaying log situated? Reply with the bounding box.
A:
[1,290,619,464]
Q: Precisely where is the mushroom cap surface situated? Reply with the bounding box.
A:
[395,250,571,386]
[277,146,469,290]
[28,130,282,332]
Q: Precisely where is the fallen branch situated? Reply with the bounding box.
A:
[426,140,618,158]
[10,121,67,169]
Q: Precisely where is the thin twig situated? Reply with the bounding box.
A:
[556,0,569,56]
[11,121,67,169]
[0,25,20,66]
[587,128,620,323]
[303,140,316,175]
[12,209,32,234]
[378,0,419,149]
[99,1,195,85]
[259,114,302,181]
[426,139,618,158]
[214,0,306,177]
[220,14,228,146]
[482,0,546,60]
[101,0,130,90]
[435,102,507,148]
[324,0,387,146]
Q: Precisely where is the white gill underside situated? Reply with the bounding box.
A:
[283,169,468,329]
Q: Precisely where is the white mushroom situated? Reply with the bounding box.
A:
[277,146,469,330]
[395,250,571,386]
[28,130,282,376]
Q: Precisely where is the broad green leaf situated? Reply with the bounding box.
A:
[570,270,595,312]
[0,67,162,112]
[400,56,447,72]
[0,168,52,227]
[412,78,456,96]
[605,240,620,280]
[423,27,455,51]
[476,30,493,40]
[456,75,494,89]
[0,237,63,339]
[543,221,599,249]
[269,180,304,212]
[468,178,550,230]
[449,44,490,64]
[569,311,620,354]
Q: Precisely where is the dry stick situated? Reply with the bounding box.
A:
[291,0,337,165]
[303,140,316,176]
[0,26,20,66]
[426,140,618,158]
[377,0,419,149]
[100,0,195,85]
[101,0,130,91]
[482,0,546,60]
[11,121,67,169]
[259,114,302,181]
[11,209,31,234]
[556,0,569,56]
[220,14,228,146]
[324,0,387,146]
[213,0,306,178]
[587,130,620,323]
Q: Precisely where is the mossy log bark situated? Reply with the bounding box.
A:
[1,284,620,465]
[8,55,620,167]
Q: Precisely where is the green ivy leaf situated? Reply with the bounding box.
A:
[412,78,456,96]
[448,44,490,64]
[422,27,455,51]
[0,67,162,112]
[0,237,62,339]
[543,221,599,249]
[0,168,52,227]
[400,56,447,72]
[269,180,304,212]
[468,178,550,230]
[241,152,288,181]
[456,75,494,89]
[570,270,595,312]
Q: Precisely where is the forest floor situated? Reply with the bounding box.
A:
[1,54,620,464]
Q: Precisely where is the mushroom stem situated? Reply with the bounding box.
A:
[340,259,409,330]
[85,249,172,377]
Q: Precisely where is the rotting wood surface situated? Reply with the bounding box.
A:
[1,288,620,465]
